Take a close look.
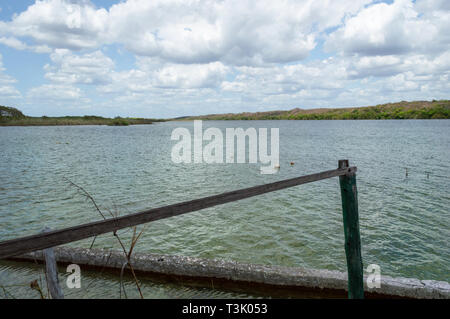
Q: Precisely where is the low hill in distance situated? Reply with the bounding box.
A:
[0,105,163,126]
[0,105,25,118]
[184,100,450,120]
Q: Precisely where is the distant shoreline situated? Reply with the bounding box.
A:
[0,108,164,126]
[0,118,158,126]
[183,100,450,121]
[0,117,161,126]
[1,100,449,126]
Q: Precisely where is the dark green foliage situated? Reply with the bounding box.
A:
[0,106,25,122]
[109,117,130,126]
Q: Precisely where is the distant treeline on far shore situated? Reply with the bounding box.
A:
[0,106,164,126]
[184,100,450,120]
[1,100,449,126]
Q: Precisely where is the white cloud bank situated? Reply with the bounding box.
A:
[0,0,372,64]
[0,0,448,117]
[326,0,450,56]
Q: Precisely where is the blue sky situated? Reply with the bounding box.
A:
[0,0,448,118]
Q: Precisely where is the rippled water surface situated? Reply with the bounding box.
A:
[0,120,449,298]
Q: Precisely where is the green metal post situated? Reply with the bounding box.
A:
[338,159,364,299]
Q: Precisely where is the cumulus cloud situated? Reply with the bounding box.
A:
[0,85,21,99]
[44,49,114,85]
[326,0,450,56]
[222,60,347,99]
[0,0,448,116]
[345,55,404,79]
[28,84,84,101]
[105,0,370,65]
[0,0,108,51]
[0,0,371,65]
[42,49,228,93]
[153,62,227,88]
[0,36,51,53]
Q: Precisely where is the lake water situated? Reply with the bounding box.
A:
[0,120,449,298]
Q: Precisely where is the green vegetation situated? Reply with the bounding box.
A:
[0,105,25,119]
[185,100,450,120]
[109,117,130,126]
[0,105,164,126]
[1,100,449,126]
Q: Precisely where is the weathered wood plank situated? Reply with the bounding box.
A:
[338,160,364,299]
[42,227,64,299]
[0,166,355,259]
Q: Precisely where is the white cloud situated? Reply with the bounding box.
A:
[28,84,83,101]
[0,85,21,98]
[153,62,227,88]
[326,0,450,56]
[345,55,404,79]
[0,36,51,53]
[44,49,114,85]
[34,49,229,116]
[0,0,108,51]
[0,0,371,65]
[0,53,21,100]
[0,0,448,116]
[97,68,151,95]
[0,36,27,50]
[223,60,347,99]
[221,81,247,92]
[105,0,370,65]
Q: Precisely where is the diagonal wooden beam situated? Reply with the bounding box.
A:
[0,166,356,259]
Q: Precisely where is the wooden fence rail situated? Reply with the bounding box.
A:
[0,160,363,298]
[41,227,64,299]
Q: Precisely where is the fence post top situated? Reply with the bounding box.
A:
[338,159,349,169]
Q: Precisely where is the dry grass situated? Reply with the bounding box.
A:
[66,178,147,299]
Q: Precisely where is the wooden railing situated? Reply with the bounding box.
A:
[0,159,364,298]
